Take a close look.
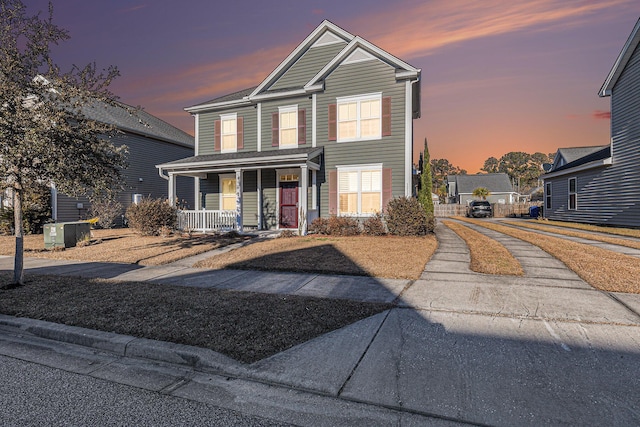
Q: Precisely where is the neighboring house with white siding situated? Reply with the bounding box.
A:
[157,20,421,232]
[53,101,194,223]
[447,173,518,205]
[543,18,640,227]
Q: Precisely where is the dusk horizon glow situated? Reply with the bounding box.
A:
[25,0,640,173]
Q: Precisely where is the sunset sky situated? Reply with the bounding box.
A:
[26,0,640,172]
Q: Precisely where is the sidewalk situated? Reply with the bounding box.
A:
[1,223,640,426]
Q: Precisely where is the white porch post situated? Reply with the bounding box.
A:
[194,177,201,210]
[257,169,263,230]
[300,165,308,235]
[311,169,317,210]
[235,169,243,232]
[168,173,176,207]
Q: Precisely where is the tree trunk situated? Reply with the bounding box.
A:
[13,186,24,285]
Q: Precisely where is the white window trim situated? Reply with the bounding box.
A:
[568,177,577,210]
[220,113,237,154]
[336,163,383,216]
[219,173,236,211]
[278,105,298,149]
[336,92,382,143]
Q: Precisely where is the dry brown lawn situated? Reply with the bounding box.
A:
[442,220,523,276]
[504,220,640,250]
[195,235,438,279]
[460,218,640,294]
[533,219,640,238]
[0,229,248,265]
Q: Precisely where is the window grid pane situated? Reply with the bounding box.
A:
[221,118,236,151]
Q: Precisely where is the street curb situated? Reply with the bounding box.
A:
[0,314,244,374]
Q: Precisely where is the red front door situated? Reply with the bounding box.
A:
[279,182,298,228]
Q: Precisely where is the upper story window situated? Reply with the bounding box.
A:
[329,94,391,142]
[337,94,380,142]
[221,114,237,153]
[568,177,577,210]
[272,106,306,148]
[279,106,298,148]
[214,113,243,153]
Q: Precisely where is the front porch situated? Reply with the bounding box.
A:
[157,147,323,234]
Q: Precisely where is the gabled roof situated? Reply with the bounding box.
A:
[250,20,354,96]
[450,173,515,194]
[83,100,194,148]
[185,20,421,115]
[544,145,612,179]
[599,18,640,97]
[552,145,610,169]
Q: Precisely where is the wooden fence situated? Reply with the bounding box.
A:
[433,202,542,218]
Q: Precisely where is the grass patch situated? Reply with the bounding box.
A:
[0,229,248,266]
[533,219,640,238]
[442,220,523,276]
[504,220,640,250]
[195,235,438,279]
[0,273,393,364]
[460,218,640,294]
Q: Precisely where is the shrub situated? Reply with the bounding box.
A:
[126,198,177,236]
[308,217,330,235]
[278,230,297,238]
[362,212,387,236]
[384,196,434,236]
[327,216,360,236]
[88,197,123,229]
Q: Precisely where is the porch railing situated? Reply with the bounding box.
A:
[177,210,237,232]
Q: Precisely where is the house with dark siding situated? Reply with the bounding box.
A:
[53,101,194,223]
[157,20,421,233]
[543,18,640,227]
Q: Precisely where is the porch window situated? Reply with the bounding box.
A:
[279,106,297,148]
[338,165,382,215]
[221,114,237,153]
[336,94,381,142]
[568,177,577,210]
[220,175,236,210]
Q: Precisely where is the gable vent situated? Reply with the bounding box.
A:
[342,48,376,65]
[311,31,344,48]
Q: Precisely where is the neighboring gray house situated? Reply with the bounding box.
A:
[157,20,421,232]
[53,101,194,223]
[543,18,640,227]
[447,173,518,205]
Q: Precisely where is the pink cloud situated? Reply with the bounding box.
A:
[592,110,611,120]
[312,9,324,15]
[348,0,634,60]
[119,5,147,13]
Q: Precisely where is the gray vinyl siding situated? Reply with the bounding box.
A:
[261,169,278,229]
[269,42,347,91]
[197,105,258,155]
[56,131,194,224]
[545,42,640,227]
[260,97,312,151]
[242,171,258,227]
[317,60,407,218]
[201,173,219,210]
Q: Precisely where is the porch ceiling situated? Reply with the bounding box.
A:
[157,147,323,175]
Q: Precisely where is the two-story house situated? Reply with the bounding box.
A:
[157,20,421,233]
[542,18,640,227]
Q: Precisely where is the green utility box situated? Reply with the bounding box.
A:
[44,222,91,249]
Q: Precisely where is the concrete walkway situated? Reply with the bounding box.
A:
[1,223,640,426]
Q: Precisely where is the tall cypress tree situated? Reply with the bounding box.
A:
[418,138,434,216]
